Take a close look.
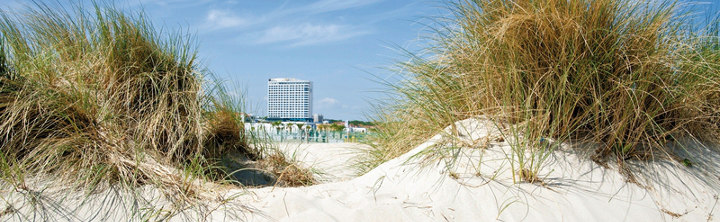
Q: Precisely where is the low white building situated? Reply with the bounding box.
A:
[345,127,367,133]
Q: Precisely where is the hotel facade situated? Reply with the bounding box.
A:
[267,78,313,121]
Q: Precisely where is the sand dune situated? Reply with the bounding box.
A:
[229,117,720,221]
[273,142,365,183]
[3,118,719,221]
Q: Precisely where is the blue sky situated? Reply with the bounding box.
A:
[2,0,719,120]
[119,0,446,121]
[168,0,444,121]
[127,0,446,121]
[2,0,445,121]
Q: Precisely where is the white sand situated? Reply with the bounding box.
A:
[3,117,720,221]
[225,117,720,221]
[273,142,366,182]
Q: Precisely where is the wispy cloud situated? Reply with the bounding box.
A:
[254,23,369,46]
[317,97,340,111]
[286,0,384,15]
[319,97,338,105]
[204,9,250,30]
[199,0,385,47]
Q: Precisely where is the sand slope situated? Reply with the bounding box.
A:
[3,118,719,221]
[274,142,365,183]
[229,117,720,221]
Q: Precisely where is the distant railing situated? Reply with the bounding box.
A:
[246,128,368,143]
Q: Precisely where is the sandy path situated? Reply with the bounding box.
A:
[227,118,720,222]
[274,142,368,182]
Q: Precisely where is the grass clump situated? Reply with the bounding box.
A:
[256,152,315,187]
[0,2,226,197]
[365,0,720,182]
[0,3,311,215]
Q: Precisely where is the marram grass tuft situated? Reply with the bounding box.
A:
[0,2,263,203]
[365,0,720,181]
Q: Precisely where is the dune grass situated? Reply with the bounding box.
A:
[0,2,315,220]
[0,1,218,195]
[364,0,720,183]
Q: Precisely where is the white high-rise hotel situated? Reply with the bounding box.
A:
[267,78,312,121]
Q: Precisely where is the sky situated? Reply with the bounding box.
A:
[2,0,719,121]
[2,0,446,121]
[161,0,443,121]
[137,0,447,121]
[123,0,446,121]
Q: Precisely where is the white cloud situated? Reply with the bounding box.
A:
[319,97,338,105]
[254,23,368,46]
[196,0,382,46]
[288,0,383,15]
[315,97,340,112]
[205,9,249,30]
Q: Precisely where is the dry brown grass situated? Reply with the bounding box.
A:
[257,152,316,187]
[0,3,314,216]
[517,168,541,184]
[205,109,251,160]
[365,0,720,181]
